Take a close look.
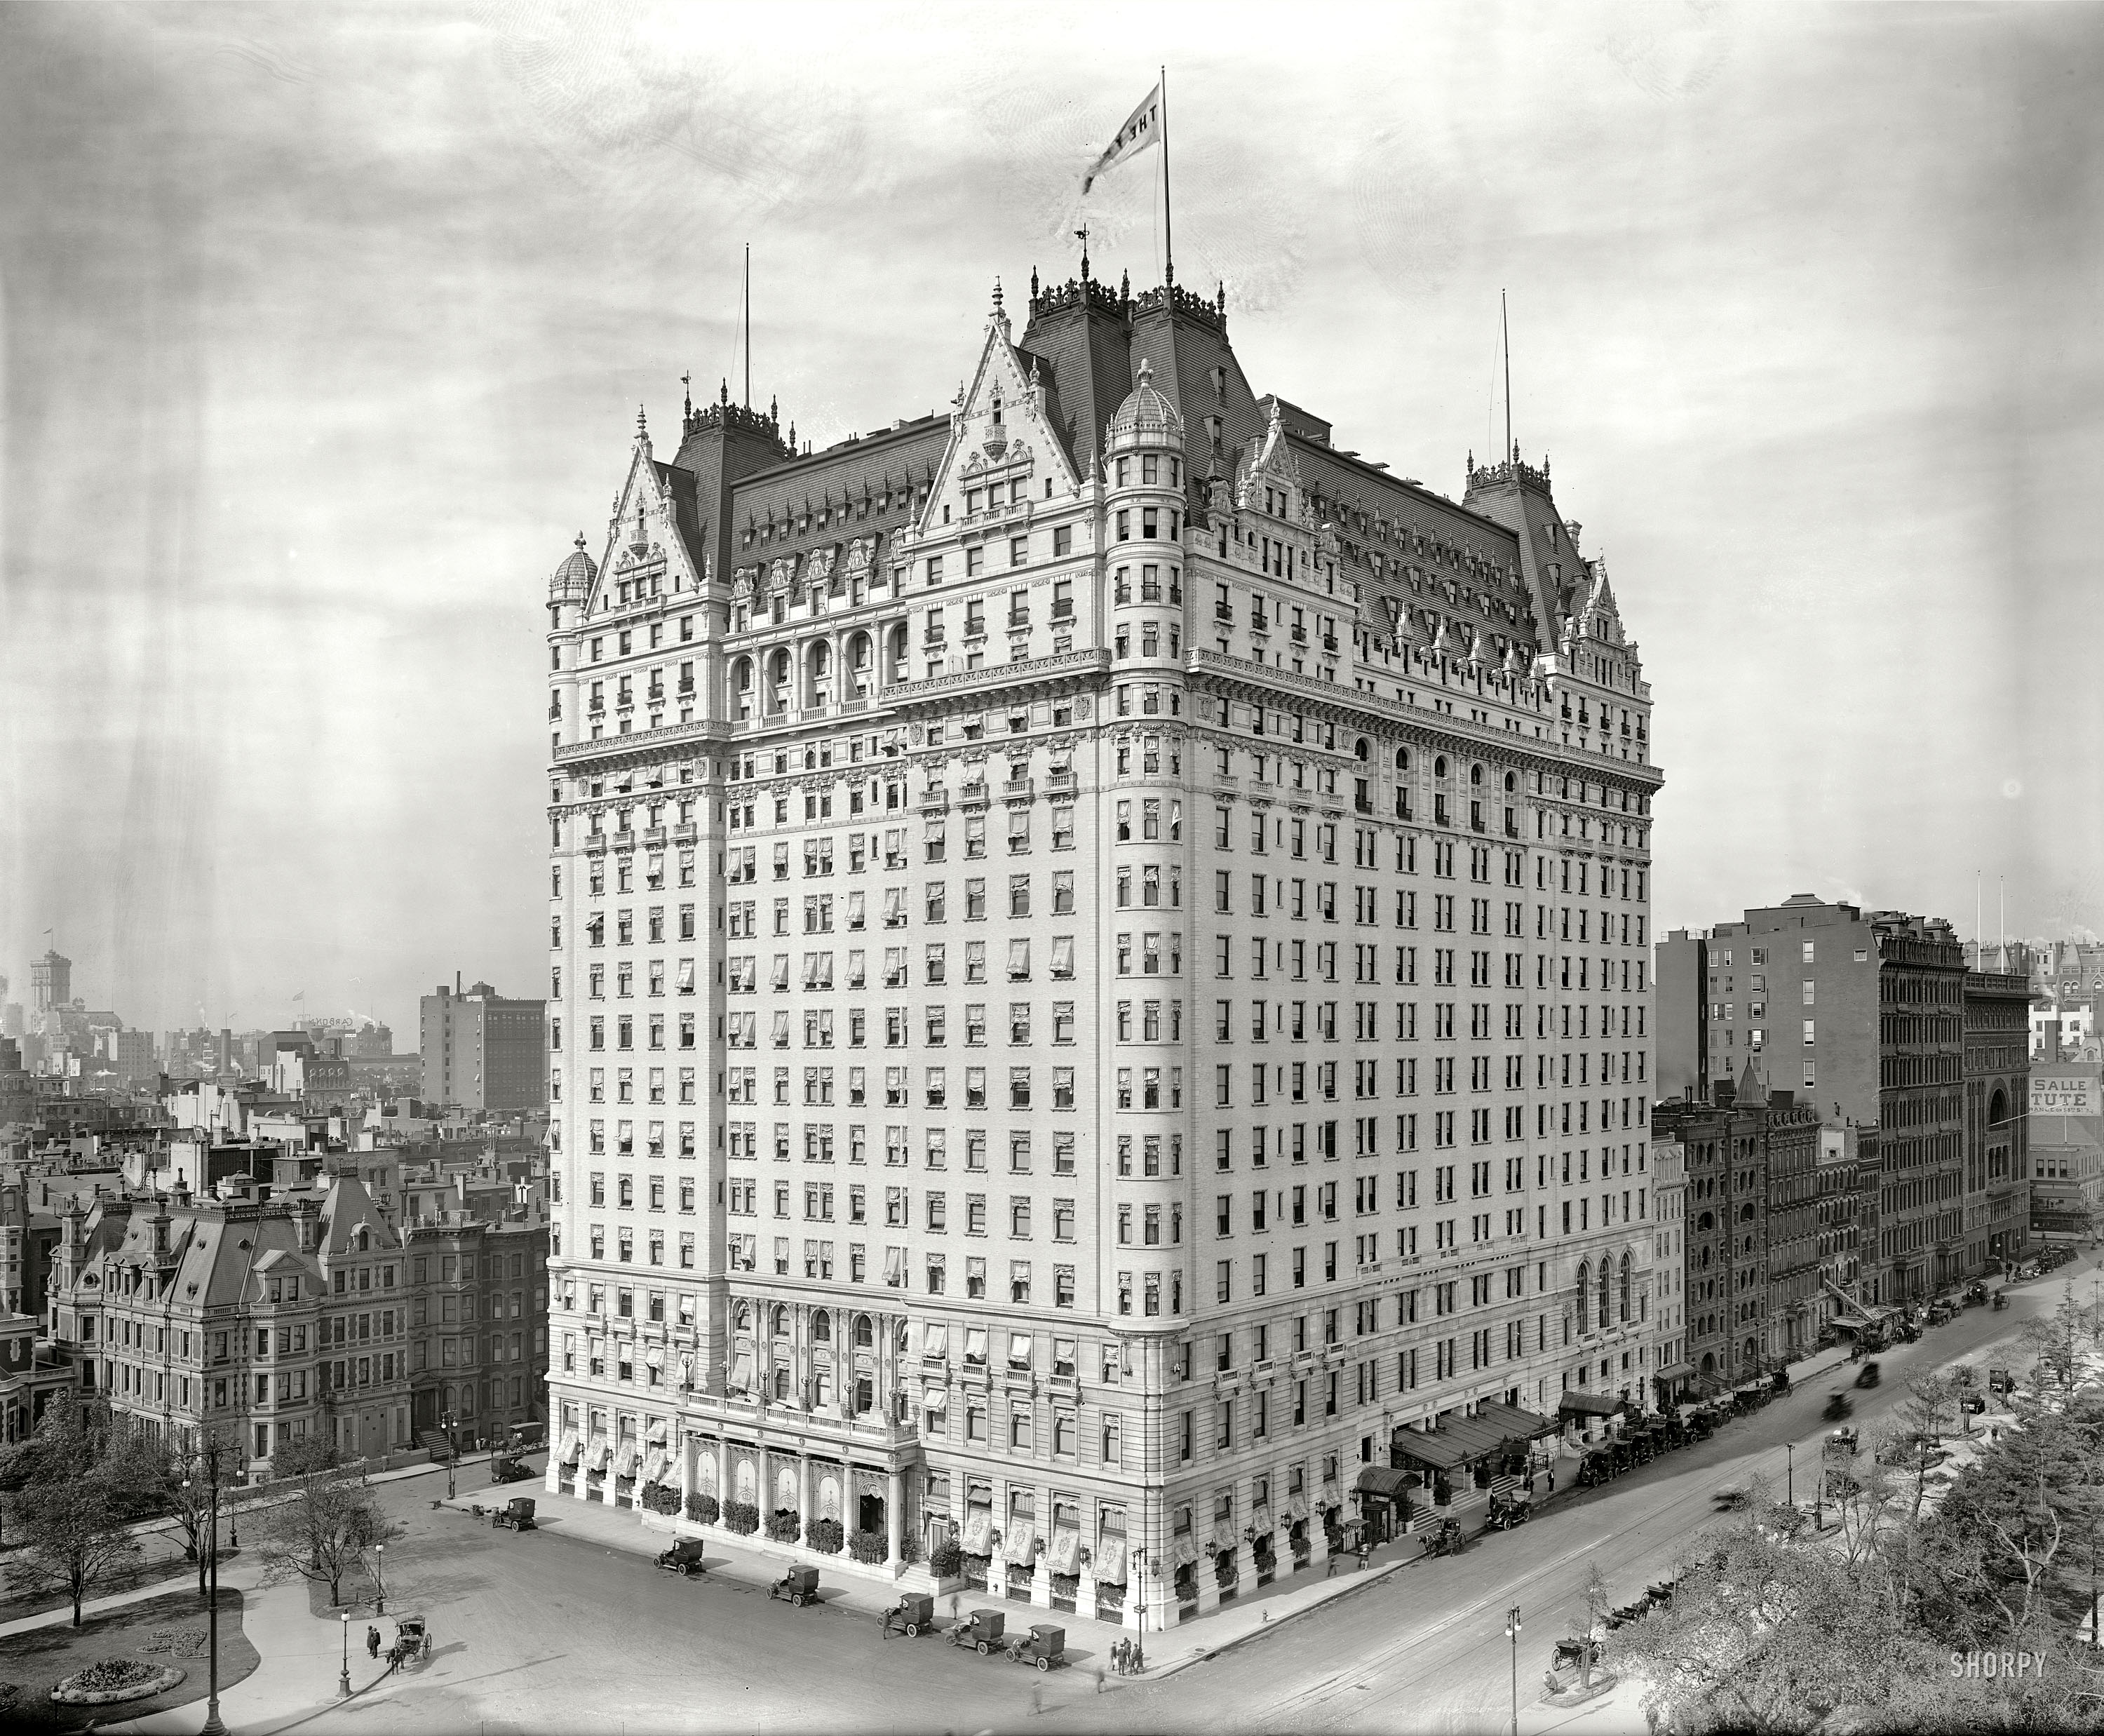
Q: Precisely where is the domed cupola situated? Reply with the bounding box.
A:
[1105,356,1184,455]
[550,533,598,607]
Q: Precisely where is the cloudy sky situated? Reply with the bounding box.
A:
[1,0,2099,1035]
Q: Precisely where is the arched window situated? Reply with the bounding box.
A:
[885,622,909,685]
[767,647,791,712]
[1618,1253,1632,1324]
[771,1303,788,1340]
[854,1314,875,1349]
[1988,1088,2009,1126]
[733,657,755,721]
[1469,763,1483,786]
[811,1310,831,1343]
[1434,755,1448,780]
[1503,770,1517,793]
[848,632,874,697]
[1354,737,1370,762]
[734,1301,751,1332]
[1598,1261,1611,1334]
[807,640,832,708]
[1396,748,1411,772]
[1575,1262,1591,1335]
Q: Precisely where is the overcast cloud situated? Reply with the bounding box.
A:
[1,0,2098,1033]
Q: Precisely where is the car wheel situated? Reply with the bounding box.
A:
[977,1641,990,1655]
[1037,1657,1051,1673]
[905,1623,919,1638]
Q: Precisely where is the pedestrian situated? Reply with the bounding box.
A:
[1095,1664,1106,1695]
[365,1624,380,1660]
[1547,1467,1556,1493]
[1357,1539,1370,1572]
[1326,1549,1337,1579]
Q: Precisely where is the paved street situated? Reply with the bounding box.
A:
[100,1256,2086,1736]
[1065,1256,2094,1735]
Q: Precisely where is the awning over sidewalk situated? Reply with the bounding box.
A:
[1474,1400,1560,1441]
[1439,1413,1517,1458]
[1391,1429,1471,1471]
[1654,1361,1697,1382]
[1559,1390,1624,1418]
[1354,1465,1422,1500]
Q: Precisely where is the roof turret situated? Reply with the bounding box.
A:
[1105,356,1184,451]
[550,533,598,605]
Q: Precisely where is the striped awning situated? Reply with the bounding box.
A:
[613,1442,640,1479]
[556,1428,581,1465]
[1093,1535,1128,1585]
[583,1436,611,1472]
[640,1448,668,1488]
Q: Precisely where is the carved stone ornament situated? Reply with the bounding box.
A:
[1074,697,1092,720]
[910,725,926,746]
[806,547,838,586]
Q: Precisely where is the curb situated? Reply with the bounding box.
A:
[1143,1559,1412,1681]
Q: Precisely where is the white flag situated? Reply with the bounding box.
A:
[1081,83,1162,194]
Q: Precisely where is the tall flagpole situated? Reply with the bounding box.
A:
[1502,289,1512,462]
[743,243,751,411]
[1160,66,1173,286]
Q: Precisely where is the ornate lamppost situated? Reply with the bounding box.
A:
[338,1611,352,1697]
[1504,1606,1523,1736]
[180,1434,229,1736]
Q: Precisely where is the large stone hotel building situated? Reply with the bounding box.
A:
[541,268,1663,1627]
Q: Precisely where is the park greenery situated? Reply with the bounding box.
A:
[1606,1288,2104,1732]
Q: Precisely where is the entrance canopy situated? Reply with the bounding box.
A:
[1558,1390,1623,1419]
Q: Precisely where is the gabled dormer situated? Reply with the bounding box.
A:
[917,285,1085,547]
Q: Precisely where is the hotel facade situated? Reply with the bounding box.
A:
[540,268,1663,1627]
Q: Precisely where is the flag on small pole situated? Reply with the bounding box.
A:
[1081,81,1163,194]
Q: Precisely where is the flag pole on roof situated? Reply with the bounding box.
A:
[1081,76,1169,283]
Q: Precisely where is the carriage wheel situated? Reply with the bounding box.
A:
[1037,1657,1051,1673]
[904,1622,919,1638]
[976,1640,990,1655]
[792,1592,805,1608]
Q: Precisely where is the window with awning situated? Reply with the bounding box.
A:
[962,1503,993,1556]
[613,1443,640,1479]
[922,1385,948,1411]
[677,959,695,993]
[640,1448,668,1487]
[556,1428,581,1466]
[729,1350,753,1392]
[584,1436,611,1472]
[964,1326,987,1366]
[924,1322,949,1359]
[771,955,790,990]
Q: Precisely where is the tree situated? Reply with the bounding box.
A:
[268,1434,342,1482]
[1574,1561,1612,1689]
[8,1476,141,1626]
[2021,1285,2103,1397]
[159,1426,242,1596]
[251,1466,399,1606]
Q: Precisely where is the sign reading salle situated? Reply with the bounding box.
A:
[2031,1073,2100,1117]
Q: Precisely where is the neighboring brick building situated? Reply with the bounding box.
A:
[1657,897,2019,1302]
[1962,964,2032,1270]
[46,1174,414,1473]
[420,981,547,1111]
[1652,1086,1767,1390]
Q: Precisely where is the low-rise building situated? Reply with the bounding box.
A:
[0,1310,70,1444]
[1648,1131,1688,1404]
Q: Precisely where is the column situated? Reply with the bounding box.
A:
[886,1465,903,1571]
[1030,1481,1053,1609]
[987,1483,1009,1599]
[677,1431,695,1521]
[798,1453,812,1548]
[1308,1504,1330,1569]
[715,1434,729,1526]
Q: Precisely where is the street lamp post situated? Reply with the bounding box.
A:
[1131,1546,1147,1673]
[372,1542,385,1616]
[1504,1606,1523,1736]
[441,1409,457,1501]
[182,1443,228,1736]
[339,1611,352,1698]
[1786,1441,1794,1512]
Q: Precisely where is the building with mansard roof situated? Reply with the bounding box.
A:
[539,265,1662,1629]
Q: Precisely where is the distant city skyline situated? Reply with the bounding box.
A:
[3,4,2100,1030]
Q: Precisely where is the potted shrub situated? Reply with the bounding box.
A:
[764,1509,801,1543]
[722,1499,761,1535]
[808,1517,844,1554]
[685,1491,720,1526]
[928,1538,963,1579]
[847,1527,886,1565]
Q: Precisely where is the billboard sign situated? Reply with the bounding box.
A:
[2030,1074,2099,1117]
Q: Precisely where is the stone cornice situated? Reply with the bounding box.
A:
[554,719,731,769]
[884,648,1111,711]
[1183,650,1664,793]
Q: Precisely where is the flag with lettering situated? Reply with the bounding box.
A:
[1081,83,1162,193]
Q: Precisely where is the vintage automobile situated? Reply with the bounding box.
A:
[654,1539,706,1577]
[881,1592,936,1638]
[1854,1361,1882,1390]
[1576,1450,1618,1488]
[1824,1392,1855,1423]
[492,1497,537,1532]
[487,1454,535,1485]
[768,1566,821,1607]
[948,1608,1006,1653]
[1005,1623,1067,1671]
[1711,1486,1751,1511]
[1989,1367,2017,1395]
[1485,1492,1532,1531]
[1826,1425,1860,1455]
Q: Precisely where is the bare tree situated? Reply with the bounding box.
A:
[251,1466,399,1607]
[8,1478,140,1625]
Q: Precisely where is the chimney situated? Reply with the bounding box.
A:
[456,970,463,995]
[292,1195,321,1254]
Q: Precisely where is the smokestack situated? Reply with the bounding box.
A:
[456,970,463,995]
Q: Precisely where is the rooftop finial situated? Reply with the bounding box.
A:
[1030,265,1040,302]
[637,403,648,436]
[991,277,1003,314]
[681,370,692,415]
[720,377,729,405]
[1074,224,1091,281]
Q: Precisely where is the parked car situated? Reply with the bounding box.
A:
[492,1497,537,1532]
[655,1539,706,1577]
[1005,1623,1067,1671]
[768,1566,821,1608]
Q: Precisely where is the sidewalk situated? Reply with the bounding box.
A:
[456,1485,1412,1680]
